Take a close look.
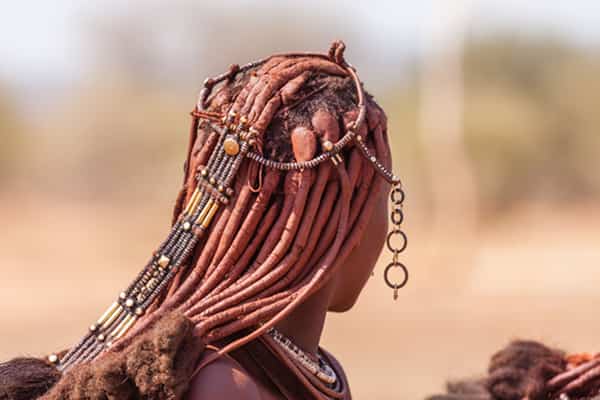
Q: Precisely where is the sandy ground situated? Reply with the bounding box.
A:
[1,194,599,400]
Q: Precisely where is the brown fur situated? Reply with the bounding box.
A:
[486,341,566,400]
[40,313,203,400]
[428,341,568,400]
[0,357,61,400]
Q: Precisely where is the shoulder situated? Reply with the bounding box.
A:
[186,353,263,400]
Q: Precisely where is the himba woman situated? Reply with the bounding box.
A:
[0,41,409,400]
[429,341,600,400]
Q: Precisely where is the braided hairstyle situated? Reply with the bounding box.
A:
[111,41,392,358]
[0,42,393,399]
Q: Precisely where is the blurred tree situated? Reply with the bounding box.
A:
[383,35,600,219]
[463,36,600,212]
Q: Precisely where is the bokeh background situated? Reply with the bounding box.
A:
[1,1,599,399]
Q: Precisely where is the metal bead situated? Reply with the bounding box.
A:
[183,221,191,231]
[97,334,106,342]
[158,255,170,268]
[119,292,127,300]
[223,137,240,155]
[209,176,217,185]
[356,135,363,142]
[125,298,135,308]
[201,169,208,177]
[135,307,144,316]
[48,354,58,363]
[227,111,237,123]
[89,324,98,332]
[239,116,249,131]
[218,185,224,192]
[322,140,334,152]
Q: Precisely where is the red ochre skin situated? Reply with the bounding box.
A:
[187,188,388,399]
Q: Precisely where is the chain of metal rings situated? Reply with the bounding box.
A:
[384,183,408,300]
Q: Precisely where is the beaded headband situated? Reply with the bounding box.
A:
[52,41,403,371]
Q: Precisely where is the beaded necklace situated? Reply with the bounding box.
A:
[267,327,337,386]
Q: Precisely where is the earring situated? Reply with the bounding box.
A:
[384,182,408,300]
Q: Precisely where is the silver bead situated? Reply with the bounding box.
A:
[158,255,170,268]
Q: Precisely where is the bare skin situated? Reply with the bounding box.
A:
[187,188,389,399]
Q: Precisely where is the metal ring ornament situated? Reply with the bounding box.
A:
[384,262,409,290]
[386,229,407,254]
[391,185,405,203]
[391,207,404,225]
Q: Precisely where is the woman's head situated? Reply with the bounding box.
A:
[157,42,395,354]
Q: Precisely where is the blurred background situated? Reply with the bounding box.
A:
[1,1,599,399]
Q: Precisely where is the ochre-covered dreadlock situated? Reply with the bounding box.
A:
[0,41,394,399]
[110,41,392,357]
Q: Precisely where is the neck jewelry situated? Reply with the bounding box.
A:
[267,328,337,386]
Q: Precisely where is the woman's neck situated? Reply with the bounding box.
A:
[274,280,336,357]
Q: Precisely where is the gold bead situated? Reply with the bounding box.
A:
[135,307,144,316]
[158,255,170,268]
[97,334,106,342]
[322,140,334,152]
[209,176,217,185]
[356,135,363,142]
[239,116,249,130]
[48,354,58,364]
[201,169,208,177]
[119,292,127,299]
[217,185,224,193]
[223,137,240,156]
[90,324,98,332]
[183,221,191,231]
[125,298,135,308]
[227,111,237,123]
